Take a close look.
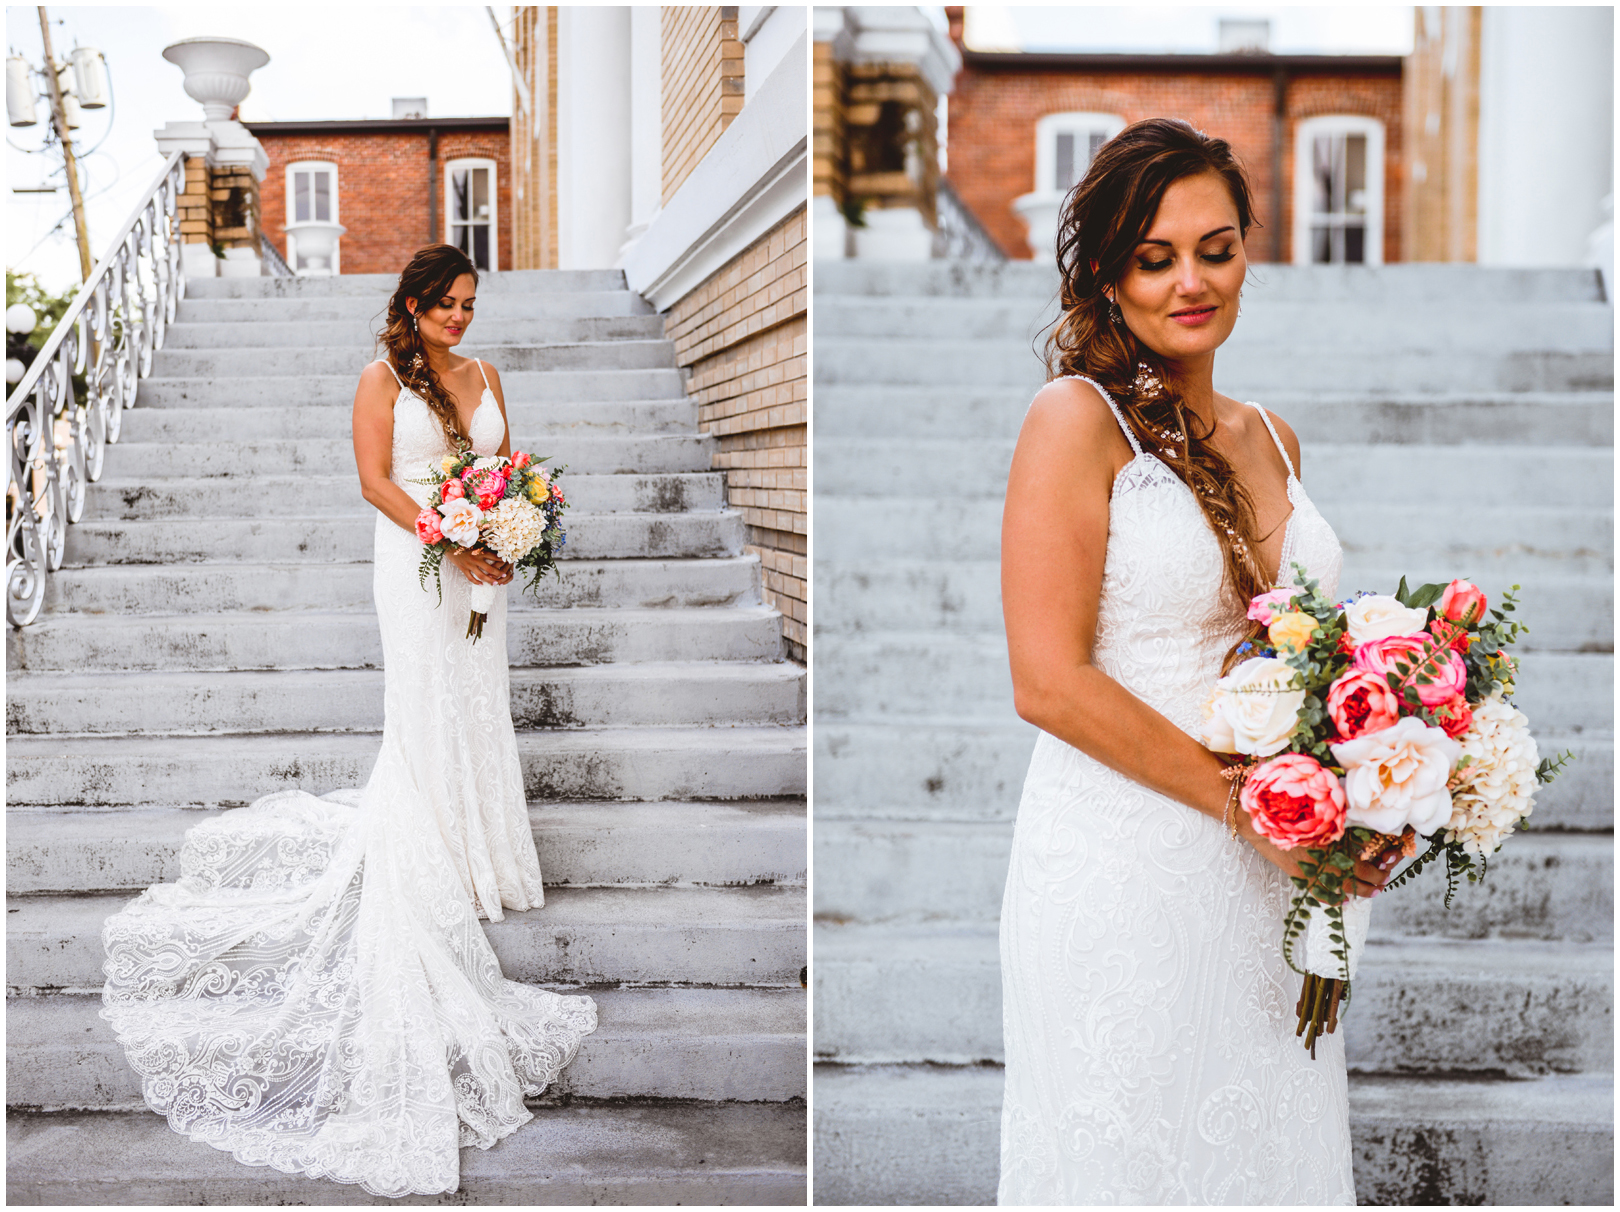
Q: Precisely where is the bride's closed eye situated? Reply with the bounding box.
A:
[1135,250,1236,271]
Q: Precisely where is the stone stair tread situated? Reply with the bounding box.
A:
[7,799,808,894]
[9,884,808,994]
[7,985,807,1110]
[6,1104,806,1205]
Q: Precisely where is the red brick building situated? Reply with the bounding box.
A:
[941,11,1403,264]
[245,116,512,277]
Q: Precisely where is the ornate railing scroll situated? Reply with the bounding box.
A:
[5,150,186,626]
[934,177,1007,264]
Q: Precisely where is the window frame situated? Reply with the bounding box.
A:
[443,156,500,273]
[1292,114,1386,266]
[284,159,340,275]
[1032,111,1127,196]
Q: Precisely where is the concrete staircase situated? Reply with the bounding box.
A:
[5,270,807,1205]
[812,261,1612,1205]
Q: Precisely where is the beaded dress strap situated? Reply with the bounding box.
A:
[1246,401,1296,478]
[1049,373,1142,457]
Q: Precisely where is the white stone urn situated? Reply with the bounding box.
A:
[285,220,346,275]
[1013,190,1063,260]
[161,37,270,121]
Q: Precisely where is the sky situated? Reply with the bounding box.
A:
[7,4,515,292]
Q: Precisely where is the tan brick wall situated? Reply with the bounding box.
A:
[1403,6,1480,261]
[177,156,212,247]
[664,207,807,660]
[661,6,744,203]
[504,6,559,270]
[813,39,845,203]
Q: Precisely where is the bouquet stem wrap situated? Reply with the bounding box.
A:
[1303,895,1371,982]
[467,581,498,641]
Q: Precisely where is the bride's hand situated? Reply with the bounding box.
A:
[1243,826,1392,899]
[445,545,513,586]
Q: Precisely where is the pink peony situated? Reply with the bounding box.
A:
[1439,579,1488,627]
[1326,669,1402,740]
[441,479,465,502]
[1353,634,1467,708]
[414,508,443,544]
[1247,588,1298,626]
[462,468,507,511]
[1240,754,1348,851]
[1431,693,1474,740]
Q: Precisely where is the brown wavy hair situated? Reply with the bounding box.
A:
[379,244,480,451]
[1047,117,1268,635]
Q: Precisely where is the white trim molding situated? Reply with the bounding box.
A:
[621,28,808,312]
[1292,113,1385,266]
[285,159,340,275]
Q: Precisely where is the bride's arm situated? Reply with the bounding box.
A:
[353,361,429,536]
[1002,380,1380,890]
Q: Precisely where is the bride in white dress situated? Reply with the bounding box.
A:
[100,244,597,1198]
[997,119,1392,1204]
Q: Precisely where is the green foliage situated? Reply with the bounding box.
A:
[6,271,78,351]
[1536,750,1574,785]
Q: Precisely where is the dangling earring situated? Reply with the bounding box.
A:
[408,311,424,371]
[1237,293,1243,319]
[1108,297,1123,326]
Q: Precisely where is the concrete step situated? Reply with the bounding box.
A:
[185,268,632,298]
[7,985,805,1109]
[103,435,715,477]
[151,341,676,379]
[814,560,1004,633]
[812,816,1610,938]
[816,295,1615,349]
[811,1063,1612,1205]
[7,661,806,735]
[7,725,808,807]
[8,799,807,894]
[7,1103,806,1205]
[134,368,688,407]
[818,336,1613,393]
[175,289,653,324]
[80,472,725,521]
[813,385,1616,446]
[62,510,748,564]
[813,436,1614,511]
[813,924,1611,1077]
[814,634,1613,733]
[8,883,807,993]
[9,606,785,673]
[117,399,704,442]
[814,260,1607,303]
[164,315,668,348]
[42,557,762,615]
[813,720,1609,829]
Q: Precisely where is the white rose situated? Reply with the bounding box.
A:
[1203,656,1306,756]
[1331,716,1462,836]
[437,497,483,547]
[1344,594,1431,646]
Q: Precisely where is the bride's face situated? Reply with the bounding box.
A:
[1108,171,1246,365]
[408,272,478,349]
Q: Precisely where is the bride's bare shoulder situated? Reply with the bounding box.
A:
[1018,376,1133,460]
[356,359,401,404]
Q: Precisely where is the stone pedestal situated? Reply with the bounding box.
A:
[155,120,269,278]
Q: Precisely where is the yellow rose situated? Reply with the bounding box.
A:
[441,454,458,474]
[1268,611,1319,653]
[524,478,547,505]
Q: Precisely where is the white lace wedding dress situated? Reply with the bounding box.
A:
[101,358,597,1198]
[998,376,1354,1206]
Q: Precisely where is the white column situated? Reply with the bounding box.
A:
[1478,6,1614,266]
[556,5,632,269]
[619,5,662,259]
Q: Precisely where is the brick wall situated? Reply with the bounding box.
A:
[661,6,744,203]
[664,208,808,660]
[945,61,1403,264]
[508,6,560,270]
[813,38,845,205]
[255,126,512,276]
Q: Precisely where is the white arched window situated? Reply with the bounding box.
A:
[1293,115,1385,265]
[284,160,340,275]
[1035,111,1127,196]
[445,157,498,271]
[1015,111,1126,257]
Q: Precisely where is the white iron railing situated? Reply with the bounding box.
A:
[6,150,186,626]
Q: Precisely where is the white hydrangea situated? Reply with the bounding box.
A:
[483,497,549,564]
[1446,692,1540,858]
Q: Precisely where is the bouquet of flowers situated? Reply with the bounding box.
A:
[1201,566,1571,1055]
[412,448,568,641]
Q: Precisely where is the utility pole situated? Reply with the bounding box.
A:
[37,6,93,282]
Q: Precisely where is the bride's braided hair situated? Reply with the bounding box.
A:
[380,244,480,452]
[1047,117,1269,637]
